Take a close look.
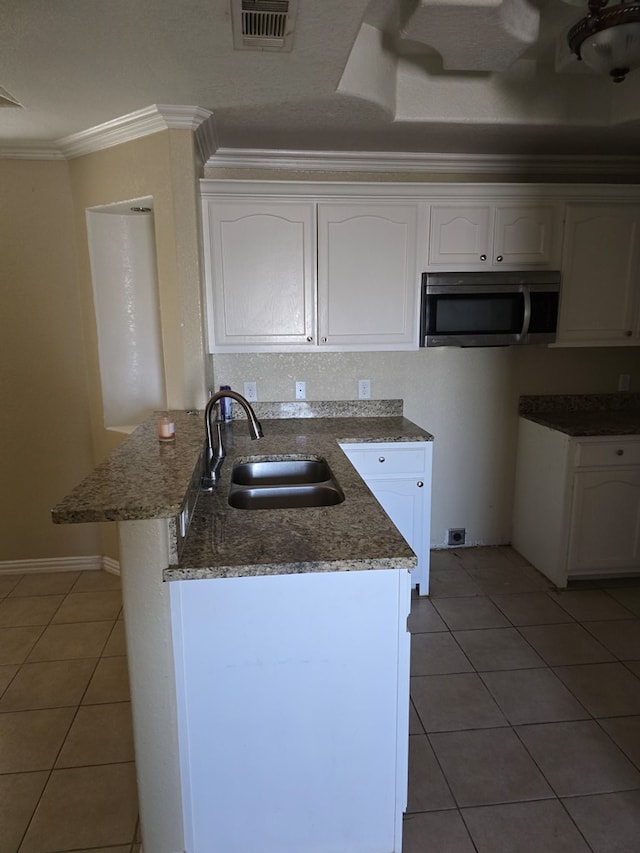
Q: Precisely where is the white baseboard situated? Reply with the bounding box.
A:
[0,555,121,576]
[102,556,121,576]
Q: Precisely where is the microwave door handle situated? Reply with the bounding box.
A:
[520,287,531,339]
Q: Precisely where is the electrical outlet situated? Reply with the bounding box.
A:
[243,381,258,402]
[447,528,466,547]
[619,373,631,392]
[358,379,371,400]
[295,381,306,400]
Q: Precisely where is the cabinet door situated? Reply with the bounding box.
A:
[557,204,640,345]
[428,203,492,266]
[367,477,427,588]
[170,571,411,853]
[493,204,559,266]
[429,202,559,268]
[568,468,640,576]
[317,203,418,348]
[203,200,315,350]
[340,442,432,594]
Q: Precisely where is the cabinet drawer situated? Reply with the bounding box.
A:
[341,443,429,476]
[574,439,640,468]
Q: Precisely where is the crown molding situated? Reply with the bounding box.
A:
[58,104,213,159]
[205,147,640,177]
[195,113,219,166]
[0,144,66,160]
[0,105,213,161]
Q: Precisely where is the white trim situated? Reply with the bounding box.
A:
[195,114,219,166]
[205,147,640,178]
[3,104,639,177]
[0,555,120,575]
[0,144,65,160]
[200,178,640,201]
[102,556,121,576]
[58,104,213,159]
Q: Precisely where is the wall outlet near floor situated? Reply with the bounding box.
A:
[619,373,631,392]
[243,381,258,402]
[358,379,371,400]
[295,380,306,400]
[447,527,466,546]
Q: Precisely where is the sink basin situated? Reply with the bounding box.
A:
[231,458,332,487]
[228,457,344,510]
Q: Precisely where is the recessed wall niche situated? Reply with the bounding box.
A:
[86,198,166,429]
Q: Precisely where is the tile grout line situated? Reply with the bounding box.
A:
[14,577,109,853]
[409,566,640,851]
[7,574,129,853]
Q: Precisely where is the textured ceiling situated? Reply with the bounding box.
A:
[1,0,639,158]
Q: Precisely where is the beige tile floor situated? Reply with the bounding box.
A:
[406,546,640,853]
[0,569,139,853]
[2,549,640,852]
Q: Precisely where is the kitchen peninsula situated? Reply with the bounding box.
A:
[52,401,433,853]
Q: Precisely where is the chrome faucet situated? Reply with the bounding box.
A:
[202,390,263,490]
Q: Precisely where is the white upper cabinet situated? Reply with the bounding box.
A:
[317,203,418,348]
[428,202,560,269]
[201,181,640,353]
[202,199,316,350]
[556,203,640,346]
[203,194,420,352]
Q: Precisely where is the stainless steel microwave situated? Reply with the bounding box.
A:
[419,270,561,347]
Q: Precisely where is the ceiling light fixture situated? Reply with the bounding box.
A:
[568,0,640,81]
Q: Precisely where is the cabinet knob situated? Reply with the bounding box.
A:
[306,336,313,342]
[480,254,487,262]
[321,336,328,343]
[496,255,503,263]
[616,448,624,456]
[417,481,424,488]
[378,456,385,463]
[625,330,633,337]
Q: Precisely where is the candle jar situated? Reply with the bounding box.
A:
[157,415,175,442]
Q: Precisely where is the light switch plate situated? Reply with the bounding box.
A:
[295,381,306,400]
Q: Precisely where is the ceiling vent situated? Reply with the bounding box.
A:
[232,0,298,51]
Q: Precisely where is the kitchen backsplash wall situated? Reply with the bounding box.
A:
[213,347,640,549]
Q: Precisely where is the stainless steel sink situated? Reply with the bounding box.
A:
[228,457,345,510]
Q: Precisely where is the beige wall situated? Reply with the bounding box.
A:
[207,166,640,547]
[213,345,640,548]
[1,130,207,565]
[3,143,639,562]
[0,159,101,561]
[68,129,208,448]
[67,130,208,560]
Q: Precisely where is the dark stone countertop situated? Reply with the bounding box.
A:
[52,401,434,580]
[519,393,640,437]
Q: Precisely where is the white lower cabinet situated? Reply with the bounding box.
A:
[513,419,640,586]
[567,467,640,575]
[170,568,411,853]
[340,442,432,594]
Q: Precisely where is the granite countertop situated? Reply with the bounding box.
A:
[52,401,434,581]
[519,393,640,437]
